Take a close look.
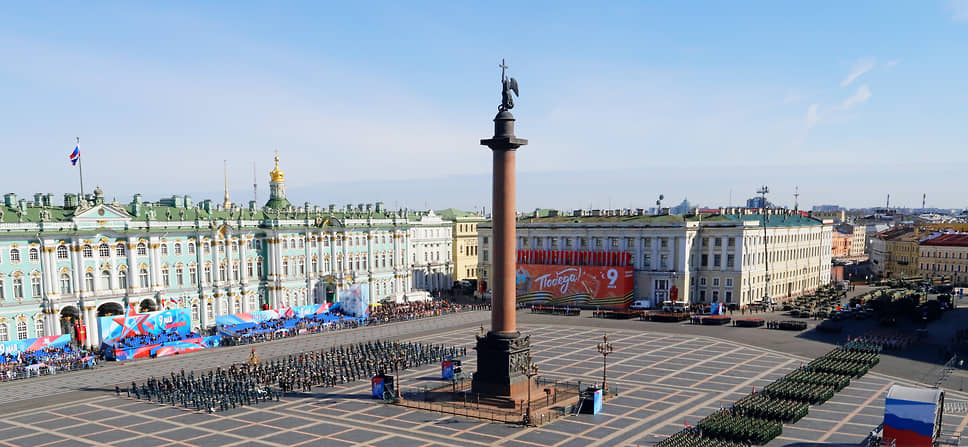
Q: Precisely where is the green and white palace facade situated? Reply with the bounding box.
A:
[0,157,453,347]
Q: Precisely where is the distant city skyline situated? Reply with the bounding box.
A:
[2,2,966,210]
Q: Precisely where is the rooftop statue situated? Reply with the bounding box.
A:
[498,59,519,112]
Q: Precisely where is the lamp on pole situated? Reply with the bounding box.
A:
[597,332,614,393]
[520,353,539,426]
[391,342,404,400]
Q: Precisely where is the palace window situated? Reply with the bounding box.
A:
[118,270,128,289]
[0,324,6,341]
[60,273,72,294]
[256,258,264,277]
[283,259,290,277]
[99,244,110,257]
[233,299,241,315]
[188,242,196,255]
[31,276,41,297]
[137,243,147,256]
[247,259,254,277]
[161,244,169,256]
[116,243,126,256]
[96,271,106,290]
[82,245,93,258]
[176,266,184,287]
[232,263,239,281]
[725,278,734,288]
[298,239,304,249]
[57,245,69,260]
[16,321,27,340]
[189,265,198,285]
[192,303,200,323]
[312,258,318,273]
[162,266,170,287]
[218,264,226,282]
[727,254,735,268]
[139,268,149,288]
[299,259,305,275]
[174,243,182,256]
[203,243,210,255]
[204,265,212,283]
[0,278,4,299]
[35,319,44,338]
[712,278,720,287]
[218,243,225,254]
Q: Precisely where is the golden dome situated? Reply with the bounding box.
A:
[270,156,285,182]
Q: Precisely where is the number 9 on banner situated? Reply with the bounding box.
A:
[606,268,618,286]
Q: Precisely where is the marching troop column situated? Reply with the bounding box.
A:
[472,60,532,401]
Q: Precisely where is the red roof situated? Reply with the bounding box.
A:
[921,234,968,247]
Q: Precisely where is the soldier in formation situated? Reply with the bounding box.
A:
[124,340,464,412]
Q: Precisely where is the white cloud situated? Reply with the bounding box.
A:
[840,57,876,87]
[951,0,968,21]
[841,84,872,110]
[884,59,901,69]
[806,104,820,130]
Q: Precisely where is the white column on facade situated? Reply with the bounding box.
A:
[125,237,137,295]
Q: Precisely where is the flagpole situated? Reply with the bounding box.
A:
[76,137,85,200]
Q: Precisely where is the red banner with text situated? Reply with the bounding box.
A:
[515,264,634,308]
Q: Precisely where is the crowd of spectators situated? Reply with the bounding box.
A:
[366,300,487,323]
[110,329,201,350]
[0,346,98,381]
[221,314,362,346]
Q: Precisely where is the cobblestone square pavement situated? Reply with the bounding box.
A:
[2,312,968,446]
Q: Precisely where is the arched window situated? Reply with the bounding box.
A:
[188,242,196,255]
[298,259,305,275]
[139,268,149,288]
[173,242,182,256]
[282,259,289,277]
[203,242,211,255]
[218,264,226,282]
[337,257,343,271]
[311,238,317,248]
[118,270,128,289]
[312,258,318,274]
[0,278,5,299]
[136,242,147,256]
[232,263,239,281]
[28,247,39,262]
[98,244,110,257]
[82,245,93,258]
[290,239,297,249]
[189,265,197,284]
[256,258,264,278]
[247,259,254,277]
[176,266,185,287]
[16,321,27,340]
[9,249,20,263]
[231,241,238,252]
[30,276,41,297]
[98,271,108,290]
[205,301,213,321]
[35,319,45,338]
[0,324,7,342]
[56,245,69,260]
[298,239,304,249]
[233,299,241,314]
[116,243,126,256]
[218,242,225,254]
[204,265,212,283]
[60,273,72,294]
[191,303,200,324]
[160,244,169,256]
[162,266,170,287]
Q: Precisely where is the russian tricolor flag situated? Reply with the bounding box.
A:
[69,146,80,166]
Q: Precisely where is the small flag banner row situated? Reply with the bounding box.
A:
[516,250,631,267]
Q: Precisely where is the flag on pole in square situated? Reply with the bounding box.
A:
[69,146,80,166]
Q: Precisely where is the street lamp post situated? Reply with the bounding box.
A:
[597,332,614,393]
[520,353,539,426]
[391,342,404,400]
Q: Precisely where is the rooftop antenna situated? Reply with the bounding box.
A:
[222,160,231,209]
[655,194,664,215]
[886,194,890,209]
[793,186,799,212]
[922,193,926,210]
[253,162,258,204]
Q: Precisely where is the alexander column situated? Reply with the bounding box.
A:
[472,60,532,401]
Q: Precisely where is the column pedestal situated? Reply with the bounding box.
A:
[471,331,532,401]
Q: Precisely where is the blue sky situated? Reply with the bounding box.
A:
[1,1,966,211]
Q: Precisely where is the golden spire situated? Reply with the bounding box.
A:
[270,150,285,183]
[223,160,232,209]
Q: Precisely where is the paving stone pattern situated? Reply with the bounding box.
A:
[2,313,968,447]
